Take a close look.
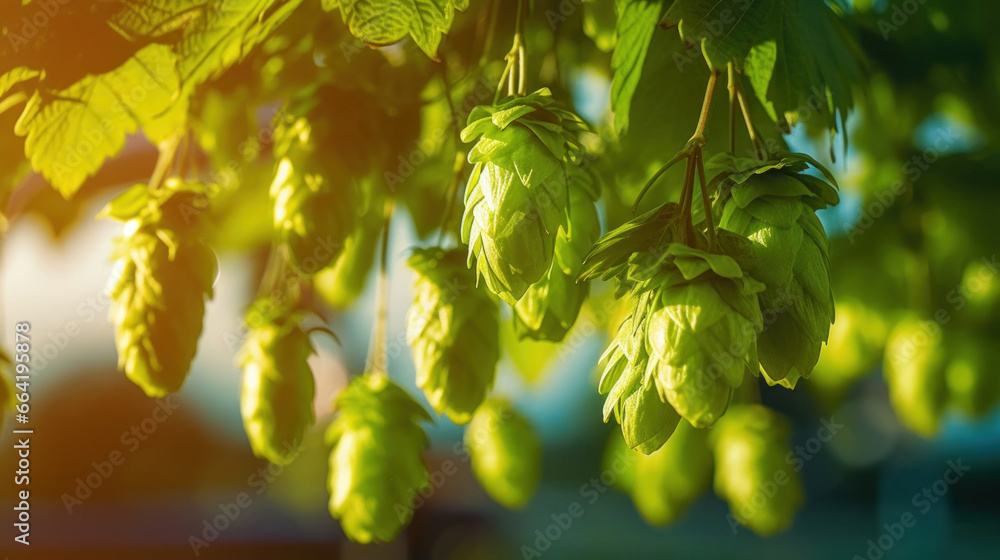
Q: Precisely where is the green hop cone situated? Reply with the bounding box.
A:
[883,316,949,436]
[461,88,588,304]
[710,404,804,536]
[946,331,1000,419]
[270,156,354,274]
[102,181,217,397]
[407,247,499,424]
[599,303,682,454]
[314,208,381,309]
[271,95,359,275]
[326,373,432,544]
[513,174,601,341]
[713,153,840,388]
[615,421,712,526]
[465,399,541,509]
[237,301,316,466]
[643,244,765,428]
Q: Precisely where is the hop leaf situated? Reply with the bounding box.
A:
[461,88,589,305]
[714,153,839,388]
[237,301,316,466]
[465,399,541,509]
[605,421,712,526]
[314,209,381,309]
[102,180,217,397]
[513,182,601,341]
[407,248,499,423]
[326,373,432,544]
[884,316,948,436]
[710,404,804,536]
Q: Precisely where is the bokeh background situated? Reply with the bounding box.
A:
[2,0,1000,558]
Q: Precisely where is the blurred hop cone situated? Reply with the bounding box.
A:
[270,155,354,275]
[945,331,1000,420]
[512,169,602,342]
[465,399,541,509]
[407,247,499,424]
[883,316,949,436]
[710,404,804,536]
[605,421,712,526]
[713,153,839,389]
[102,180,217,397]
[238,300,316,466]
[326,373,432,543]
[460,88,591,304]
[314,209,381,309]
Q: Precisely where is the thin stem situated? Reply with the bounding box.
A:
[149,135,181,190]
[478,0,500,68]
[366,200,393,375]
[727,64,737,155]
[731,71,764,159]
[632,151,687,214]
[680,157,696,245]
[690,71,719,144]
[696,149,716,248]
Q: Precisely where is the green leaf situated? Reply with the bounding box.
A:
[611,0,664,135]
[322,0,468,59]
[14,45,182,197]
[662,0,864,136]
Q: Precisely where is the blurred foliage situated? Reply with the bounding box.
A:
[0,0,998,547]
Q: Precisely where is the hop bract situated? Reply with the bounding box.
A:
[461,88,589,304]
[712,153,839,388]
[884,316,948,436]
[513,174,601,342]
[710,404,804,536]
[407,247,499,424]
[102,181,217,398]
[465,399,541,509]
[238,301,316,466]
[599,306,682,454]
[326,373,431,544]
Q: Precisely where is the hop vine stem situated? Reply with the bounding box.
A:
[366,200,394,376]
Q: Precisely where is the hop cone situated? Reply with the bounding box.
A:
[884,316,948,436]
[465,399,541,509]
[407,247,499,424]
[461,88,588,304]
[271,95,357,275]
[643,244,765,428]
[314,209,380,309]
[946,331,1000,419]
[238,302,316,466]
[326,373,431,543]
[710,404,804,536]
[605,421,712,526]
[713,153,840,388]
[102,181,217,397]
[513,175,601,341]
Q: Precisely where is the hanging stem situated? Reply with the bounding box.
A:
[689,70,718,146]
[729,69,764,159]
[727,64,737,155]
[696,150,716,248]
[495,0,527,101]
[366,200,393,375]
[149,135,182,190]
